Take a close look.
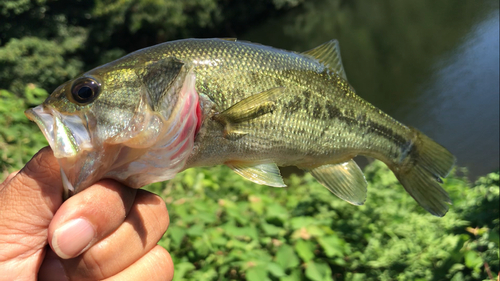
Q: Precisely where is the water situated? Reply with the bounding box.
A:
[242,0,499,179]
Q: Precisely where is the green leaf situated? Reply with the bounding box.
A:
[261,222,284,236]
[317,235,345,258]
[345,273,366,281]
[290,216,317,229]
[305,225,325,237]
[266,203,289,222]
[186,224,205,236]
[279,268,302,281]
[488,229,500,245]
[246,265,270,281]
[464,250,482,269]
[267,262,286,277]
[305,261,333,281]
[295,240,315,262]
[168,226,185,248]
[276,244,300,269]
[173,262,195,280]
[249,195,265,215]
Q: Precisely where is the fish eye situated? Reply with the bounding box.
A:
[70,78,101,104]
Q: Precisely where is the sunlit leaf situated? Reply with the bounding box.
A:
[246,265,270,281]
[267,262,286,277]
[276,244,300,269]
[305,261,333,281]
[295,240,315,262]
[317,235,345,258]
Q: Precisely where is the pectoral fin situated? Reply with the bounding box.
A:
[308,160,367,205]
[226,161,286,187]
[214,87,284,139]
[215,87,284,123]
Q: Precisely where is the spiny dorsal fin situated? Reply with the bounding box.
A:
[136,57,185,111]
[302,39,348,81]
[226,161,286,187]
[219,38,237,41]
[308,160,367,205]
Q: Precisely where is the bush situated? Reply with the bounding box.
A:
[145,163,499,281]
[0,86,48,174]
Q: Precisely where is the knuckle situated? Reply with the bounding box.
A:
[21,147,60,189]
[137,191,169,225]
[77,250,107,280]
[144,193,169,233]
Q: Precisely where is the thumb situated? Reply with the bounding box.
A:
[0,147,64,222]
[0,147,64,276]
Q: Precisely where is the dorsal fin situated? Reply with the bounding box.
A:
[218,38,266,47]
[302,39,348,81]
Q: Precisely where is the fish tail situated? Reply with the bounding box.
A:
[391,128,456,217]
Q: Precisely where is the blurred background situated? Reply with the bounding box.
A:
[0,0,498,280]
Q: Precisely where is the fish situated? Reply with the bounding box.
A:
[25,38,456,216]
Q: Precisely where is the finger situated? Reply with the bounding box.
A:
[54,190,169,279]
[0,147,63,258]
[38,247,68,281]
[0,147,62,221]
[104,246,174,281]
[0,170,20,185]
[0,147,63,279]
[48,179,137,259]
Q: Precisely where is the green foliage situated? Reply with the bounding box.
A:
[0,36,85,94]
[0,86,48,174]
[0,0,91,94]
[145,163,499,281]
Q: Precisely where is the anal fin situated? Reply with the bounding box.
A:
[226,161,286,187]
[308,160,367,205]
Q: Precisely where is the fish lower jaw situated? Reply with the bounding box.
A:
[26,105,94,158]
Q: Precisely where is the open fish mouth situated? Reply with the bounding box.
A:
[25,105,93,158]
[25,105,96,197]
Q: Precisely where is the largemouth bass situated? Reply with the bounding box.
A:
[25,38,455,216]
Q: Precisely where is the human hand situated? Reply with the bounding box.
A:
[0,147,174,280]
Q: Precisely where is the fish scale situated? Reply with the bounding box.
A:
[26,38,455,216]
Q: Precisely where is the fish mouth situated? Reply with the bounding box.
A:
[25,105,97,197]
[25,105,93,158]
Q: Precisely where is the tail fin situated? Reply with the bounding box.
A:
[393,128,456,217]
